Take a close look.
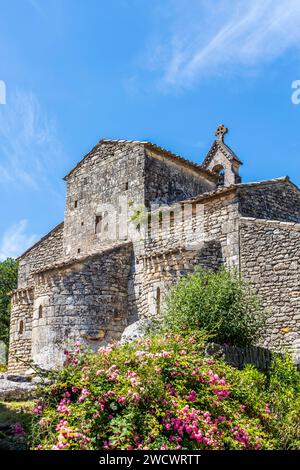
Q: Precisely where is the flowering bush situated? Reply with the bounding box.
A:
[29,332,300,450]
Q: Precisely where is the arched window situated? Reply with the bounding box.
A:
[156,287,161,316]
[212,165,225,186]
[19,320,24,335]
[38,305,43,319]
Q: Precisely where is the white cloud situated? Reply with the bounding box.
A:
[0,219,37,261]
[145,0,300,90]
[0,91,66,190]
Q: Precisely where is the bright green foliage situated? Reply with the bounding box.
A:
[162,267,265,346]
[29,332,300,450]
[0,258,18,348]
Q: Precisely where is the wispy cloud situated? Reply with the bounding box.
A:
[0,219,37,261]
[144,0,300,90]
[0,91,66,189]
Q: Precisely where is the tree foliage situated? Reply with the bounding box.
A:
[162,267,266,346]
[0,258,18,347]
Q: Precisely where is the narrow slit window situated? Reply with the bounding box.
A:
[19,320,24,335]
[74,200,78,208]
[159,211,163,231]
[147,213,151,237]
[156,287,161,316]
[77,248,81,254]
[124,182,129,191]
[192,203,197,219]
[170,211,175,229]
[38,305,43,319]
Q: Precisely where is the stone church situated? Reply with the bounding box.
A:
[8,126,300,374]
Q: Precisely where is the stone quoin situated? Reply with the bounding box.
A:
[7,126,300,374]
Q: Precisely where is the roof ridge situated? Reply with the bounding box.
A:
[17,222,64,260]
[182,176,297,205]
[202,139,243,167]
[63,138,218,181]
[32,242,133,275]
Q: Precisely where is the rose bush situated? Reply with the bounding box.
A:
[29,332,300,450]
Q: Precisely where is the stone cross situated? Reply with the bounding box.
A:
[215,124,228,142]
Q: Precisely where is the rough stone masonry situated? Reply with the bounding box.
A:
[7,125,300,374]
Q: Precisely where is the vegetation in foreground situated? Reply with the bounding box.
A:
[2,267,299,450]
[28,332,300,450]
[0,401,34,450]
[162,267,266,346]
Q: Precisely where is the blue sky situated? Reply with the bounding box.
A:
[0,0,300,259]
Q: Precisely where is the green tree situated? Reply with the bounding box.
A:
[0,258,18,347]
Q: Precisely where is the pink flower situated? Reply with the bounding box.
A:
[98,344,114,355]
[14,422,25,437]
[56,403,70,415]
[117,396,126,405]
[186,390,197,402]
[265,404,271,414]
[33,403,44,415]
[78,388,89,403]
[162,351,170,358]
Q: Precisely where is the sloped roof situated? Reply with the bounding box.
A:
[63,139,218,182]
[202,139,243,168]
[182,176,299,205]
[17,222,64,260]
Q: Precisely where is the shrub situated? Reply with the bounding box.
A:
[162,267,265,346]
[28,333,300,450]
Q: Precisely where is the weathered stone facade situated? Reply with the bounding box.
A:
[8,127,300,373]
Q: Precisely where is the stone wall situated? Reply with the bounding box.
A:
[239,217,300,351]
[238,181,300,223]
[144,149,216,207]
[63,142,146,258]
[130,191,240,321]
[8,288,33,374]
[30,243,132,369]
[18,223,64,289]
